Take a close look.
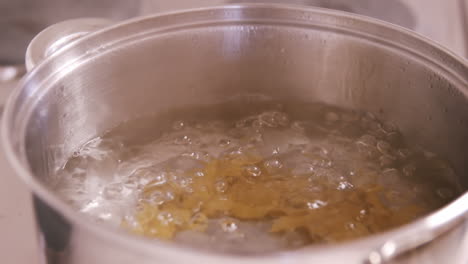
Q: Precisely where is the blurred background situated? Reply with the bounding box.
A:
[0,0,467,68]
[0,0,467,263]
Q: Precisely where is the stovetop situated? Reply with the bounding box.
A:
[0,1,466,263]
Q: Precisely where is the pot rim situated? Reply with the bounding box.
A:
[2,3,468,263]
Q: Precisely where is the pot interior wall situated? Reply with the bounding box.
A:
[23,22,468,193]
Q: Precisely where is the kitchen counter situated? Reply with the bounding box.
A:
[0,79,39,264]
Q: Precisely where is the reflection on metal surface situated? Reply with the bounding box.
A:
[25,18,112,71]
[231,0,415,29]
[460,0,468,57]
[306,0,415,29]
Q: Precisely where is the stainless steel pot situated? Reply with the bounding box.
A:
[2,4,468,264]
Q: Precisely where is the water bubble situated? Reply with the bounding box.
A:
[219,139,231,147]
[176,177,192,189]
[143,191,164,205]
[55,103,458,247]
[291,163,315,175]
[190,212,208,228]
[165,191,175,201]
[226,147,244,157]
[146,172,167,187]
[358,135,377,146]
[272,111,289,126]
[310,167,333,181]
[355,209,368,221]
[346,222,356,230]
[235,119,248,128]
[272,147,280,155]
[97,212,113,221]
[307,200,327,209]
[123,176,139,189]
[311,158,333,168]
[248,133,264,145]
[252,119,263,130]
[382,168,399,177]
[397,148,412,159]
[263,158,283,174]
[379,122,397,134]
[436,187,454,200]
[356,141,378,158]
[221,219,238,232]
[131,167,152,178]
[181,151,210,162]
[291,121,306,131]
[69,167,86,179]
[172,121,186,130]
[174,135,192,145]
[377,141,392,155]
[194,171,205,177]
[402,163,416,177]
[381,168,401,185]
[305,146,329,157]
[215,180,228,193]
[244,165,262,177]
[258,111,289,127]
[123,215,139,229]
[337,181,354,190]
[157,212,174,225]
[103,183,123,199]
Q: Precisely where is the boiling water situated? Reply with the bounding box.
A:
[53,101,459,253]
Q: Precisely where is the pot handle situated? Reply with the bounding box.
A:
[364,203,468,264]
[25,18,113,71]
